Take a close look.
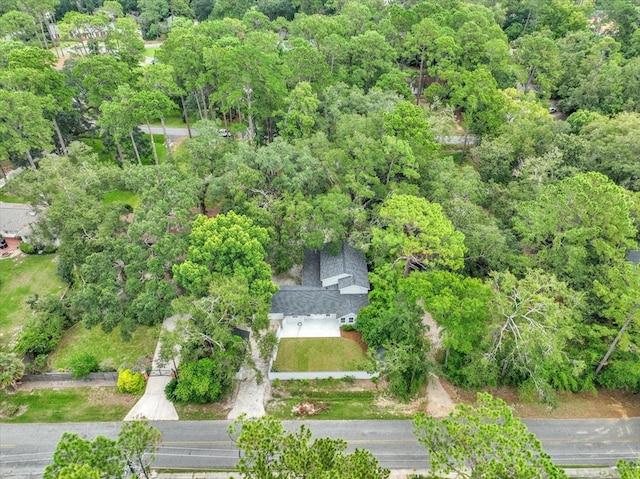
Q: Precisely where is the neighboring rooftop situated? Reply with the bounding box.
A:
[626,250,640,267]
[0,202,39,238]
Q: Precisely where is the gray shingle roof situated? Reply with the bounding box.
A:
[0,202,38,237]
[302,250,322,287]
[270,286,369,317]
[318,242,369,289]
[626,250,640,266]
[270,242,370,318]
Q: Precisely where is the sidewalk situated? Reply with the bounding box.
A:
[226,335,270,420]
[124,315,181,421]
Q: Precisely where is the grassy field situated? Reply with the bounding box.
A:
[174,402,231,420]
[273,338,369,372]
[0,387,137,423]
[49,323,160,372]
[82,134,168,165]
[149,113,187,128]
[266,378,417,420]
[103,190,141,208]
[0,255,66,349]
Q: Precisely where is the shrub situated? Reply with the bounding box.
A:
[26,354,48,374]
[340,324,356,332]
[14,314,66,357]
[258,330,278,359]
[42,245,57,254]
[19,242,36,254]
[117,368,146,395]
[165,377,179,402]
[0,352,25,389]
[171,358,222,404]
[69,353,99,379]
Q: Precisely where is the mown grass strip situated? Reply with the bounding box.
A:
[273,338,369,372]
[0,387,137,423]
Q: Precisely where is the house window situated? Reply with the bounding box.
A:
[340,318,346,324]
[348,317,354,324]
[326,314,331,317]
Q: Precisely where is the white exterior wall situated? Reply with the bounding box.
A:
[339,285,368,295]
[321,273,349,287]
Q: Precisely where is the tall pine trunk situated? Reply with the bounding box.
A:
[146,117,159,166]
[160,117,172,160]
[180,95,192,138]
[25,150,37,169]
[52,118,67,156]
[596,305,638,375]
[129,131,142,165]
[115,141,125,165]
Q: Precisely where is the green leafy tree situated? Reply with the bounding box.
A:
[229,415,390,479]
[117,419,162,479]
[487,270,584,401]
[618,458,640,479]
[514,31,562,96]
[514,172,637,295]
[413,393,568,479]
[399,270,492,381]
[593,262,640,389]
[44,433,124,479]
[277,81,320,140]
[371,194,466,277]
[173,212,277,300]
[0,89,53,169]
[45,421,161,479]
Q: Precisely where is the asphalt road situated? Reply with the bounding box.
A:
[137,126,477,146]
[1,419,639,478]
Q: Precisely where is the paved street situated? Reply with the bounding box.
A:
[1,419,638,478]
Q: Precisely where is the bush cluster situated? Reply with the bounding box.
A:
[69,353,99,379]
[18,242,36,254]
[117,368,146,395]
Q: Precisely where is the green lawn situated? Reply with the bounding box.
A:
[103,190,141,208]
[273,338,369,372]
[49,323,160,372]
[149,113,187,128]
[0,387,137,423]
[0,255,65,349]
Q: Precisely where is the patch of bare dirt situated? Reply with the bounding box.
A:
[87,387,138,408]
[441,378,640,419]
[0,402,27,419]
[374,393,428,416]
[340,329,368,352]
[272,264,302,286]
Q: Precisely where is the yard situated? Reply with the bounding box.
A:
[0,387,136,423]
[273,337,370,372]
[49,322,160,372]
[266,378,423,420]
[0,255,66,349]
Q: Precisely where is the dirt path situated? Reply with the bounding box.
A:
[421,311,455,416]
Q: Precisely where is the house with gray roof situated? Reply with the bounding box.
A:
[0,202,39,241]
[626,250,640,267]
[269,242,370,335]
